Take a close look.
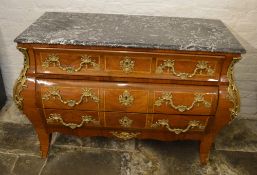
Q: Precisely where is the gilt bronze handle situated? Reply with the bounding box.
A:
[154,92,211,112]
[42,87,99,107]
[46,113,100,129]
[156,59,215,79]
[42,54,100,73]
[151,119,205,134]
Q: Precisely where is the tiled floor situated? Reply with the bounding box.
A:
[0,103,257,175]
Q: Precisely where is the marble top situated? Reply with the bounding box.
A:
[15,12,246,54]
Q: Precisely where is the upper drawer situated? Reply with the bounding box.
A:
[35,49,101,75]
[36,79,218,115]
[34,49,223,82]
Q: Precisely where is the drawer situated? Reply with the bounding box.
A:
[104,88,149,113]
[37,79,149,113]
[44,109,146,130]
[36,49,101,75]
[44,109,102,129]
[154,55,222,81]
[104,54,152,75]
[152,85,218,115]
[35,49,223,82]
[38,80,101,110]
[37,79,217,115]
[44,108,209,135]
[148,114,209,134]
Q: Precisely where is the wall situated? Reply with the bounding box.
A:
[0,0,256,120]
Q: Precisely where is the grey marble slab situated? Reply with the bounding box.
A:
[15,12,246,54]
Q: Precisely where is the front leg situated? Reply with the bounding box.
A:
[16,75,52,158]
[199,136,214,165]
[199,82,238,164]
[39,132,52,158]
[24,108,51,158]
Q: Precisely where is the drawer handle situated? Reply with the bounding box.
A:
[120,57,135,73]
[151,119,205,134]
[110,131,140,140]
[119,90,134,106]
[46,113,100,129]
[154,92,211,112]
[119,116,133,127]
[42,87,99,107]
[42,54,100,73]
[156,60,215,79]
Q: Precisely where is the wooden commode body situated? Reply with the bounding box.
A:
[14,12,246,164]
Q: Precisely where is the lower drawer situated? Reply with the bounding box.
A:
[44,109,102,129]
[44,109,209,134]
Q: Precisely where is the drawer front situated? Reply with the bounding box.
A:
[104,84,217,115]
[154,55,221,81]
[44,109,146,129]
[36,49,101,75]
[39,80,101,110]
[44,109,209,134]
[44,109,102,129]
[37,79,149,113]
[148,114,209,134]
[104,54,152,75]
[104,89,149,113]
[37,79,217,115]
[152,85,218,115]
[35,49,223,82]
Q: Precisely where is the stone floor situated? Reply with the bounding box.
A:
[0,103,257,175]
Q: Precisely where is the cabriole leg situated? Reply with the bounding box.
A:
[199,136,214,165]
[38,131,52,158]
[23,108,51,158]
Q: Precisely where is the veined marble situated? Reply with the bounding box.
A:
[15,12,245,53]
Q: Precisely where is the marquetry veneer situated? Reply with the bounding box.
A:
[13,11,246,165]
[14,44,242,164]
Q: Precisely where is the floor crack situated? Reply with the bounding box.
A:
[10,155,19,174]
[38,158,48,175]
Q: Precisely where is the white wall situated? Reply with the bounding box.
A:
[0,0,257,120]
